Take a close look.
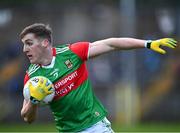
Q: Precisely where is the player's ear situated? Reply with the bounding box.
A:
[42,39,49,47]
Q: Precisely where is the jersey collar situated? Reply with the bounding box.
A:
[41,56,56,68]
[40,48,56,69]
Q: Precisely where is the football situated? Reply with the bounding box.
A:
[23,76,55,105]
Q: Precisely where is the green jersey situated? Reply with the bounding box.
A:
[24,42,107,132]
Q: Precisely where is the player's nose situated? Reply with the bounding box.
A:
[23,44,30,52]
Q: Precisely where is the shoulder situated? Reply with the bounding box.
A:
[55,44,70,54]
[27,64,40,76]
[24,64,40,84]
[54,42,90,61]
[69,42,90,61]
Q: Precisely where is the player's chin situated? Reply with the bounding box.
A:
[29,59,37,64]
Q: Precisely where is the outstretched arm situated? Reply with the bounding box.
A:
[89,38,177,58]
[21,99,38,123]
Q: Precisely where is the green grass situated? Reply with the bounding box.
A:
[0,123,57,132]
[113,122,180,132]
[0,122,180,132]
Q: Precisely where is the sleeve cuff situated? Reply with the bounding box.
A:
[144,40,152,49]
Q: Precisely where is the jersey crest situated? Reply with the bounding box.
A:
[64,59,73,69]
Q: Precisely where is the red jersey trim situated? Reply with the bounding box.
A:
[52,47,56,56]
[24,72,30,85]
[69,42,89,61]
[53,63,88,100]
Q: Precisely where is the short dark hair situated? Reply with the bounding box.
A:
[20,23,52,43]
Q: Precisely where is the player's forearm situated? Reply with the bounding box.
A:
[89,37,146,58]
[21,100,38,123]
[104,38,145,50]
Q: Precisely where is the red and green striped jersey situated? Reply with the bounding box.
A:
[24,42,107,132]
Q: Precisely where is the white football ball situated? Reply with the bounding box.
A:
[23,76,55,105]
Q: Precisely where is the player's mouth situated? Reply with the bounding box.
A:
[27,54,33,59]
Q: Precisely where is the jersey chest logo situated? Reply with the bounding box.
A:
[50,68,59,78]
[64,59,73,69]
[53,63,88,100]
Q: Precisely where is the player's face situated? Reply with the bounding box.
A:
[22,33,45,64]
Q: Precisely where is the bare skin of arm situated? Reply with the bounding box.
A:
[89,38,145,58]
[21,99,38,123]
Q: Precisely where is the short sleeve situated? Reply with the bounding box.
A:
[24,72,30,85]
[69,42,90,61]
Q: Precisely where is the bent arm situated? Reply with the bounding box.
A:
[89,38,145,58]
[21,99,38,123]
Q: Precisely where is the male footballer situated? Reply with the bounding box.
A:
[20,23,177,133]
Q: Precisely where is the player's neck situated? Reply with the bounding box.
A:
[40,47,53,66]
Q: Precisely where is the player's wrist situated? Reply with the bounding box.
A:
[144,40,152,49]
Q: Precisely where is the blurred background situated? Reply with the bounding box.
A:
[0,0,180,132]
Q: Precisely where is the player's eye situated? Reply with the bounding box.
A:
[26,42,33,46]
[25,41,33,46]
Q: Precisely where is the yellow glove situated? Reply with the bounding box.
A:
[145,38,177,54]
[29,77,53,104]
